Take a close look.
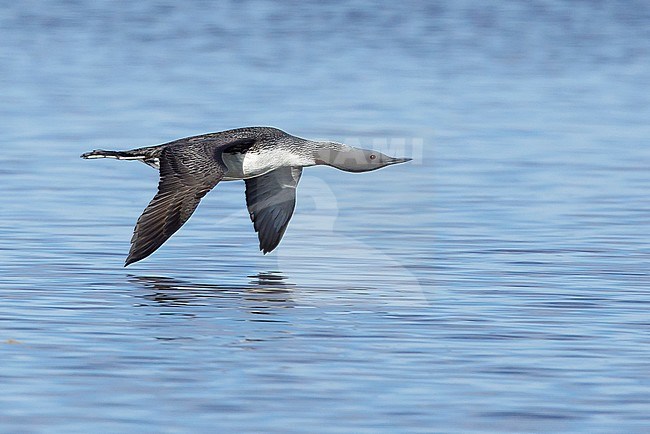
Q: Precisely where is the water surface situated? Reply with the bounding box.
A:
[1,1,650,432]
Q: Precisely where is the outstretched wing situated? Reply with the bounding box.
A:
[125,145,225,266]
[245,167,302,253]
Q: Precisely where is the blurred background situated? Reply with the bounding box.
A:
[1,1,649,432]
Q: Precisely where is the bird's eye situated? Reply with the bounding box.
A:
[369,154,376,160]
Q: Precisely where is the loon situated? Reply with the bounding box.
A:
[81,126,411,266]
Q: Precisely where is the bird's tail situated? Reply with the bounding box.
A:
[81,149,143,160]
[81,146,163,168]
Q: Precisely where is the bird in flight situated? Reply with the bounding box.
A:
[81,127,411,266]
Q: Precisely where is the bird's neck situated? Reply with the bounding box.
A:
[311,141,351,167]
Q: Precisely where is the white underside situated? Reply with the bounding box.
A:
[222,150,312,181]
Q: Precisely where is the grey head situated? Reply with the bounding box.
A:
[312,142,412,172]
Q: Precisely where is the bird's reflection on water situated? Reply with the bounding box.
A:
[128,272,296,310]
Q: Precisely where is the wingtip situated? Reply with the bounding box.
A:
[260,243,279,255]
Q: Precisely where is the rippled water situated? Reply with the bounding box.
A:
[1,1,650,432]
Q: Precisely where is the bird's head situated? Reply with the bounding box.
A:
[313,142,411,173]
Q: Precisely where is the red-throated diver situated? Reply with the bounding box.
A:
[81,126,412,266]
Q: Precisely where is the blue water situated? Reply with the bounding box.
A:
[1,1,650,432]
